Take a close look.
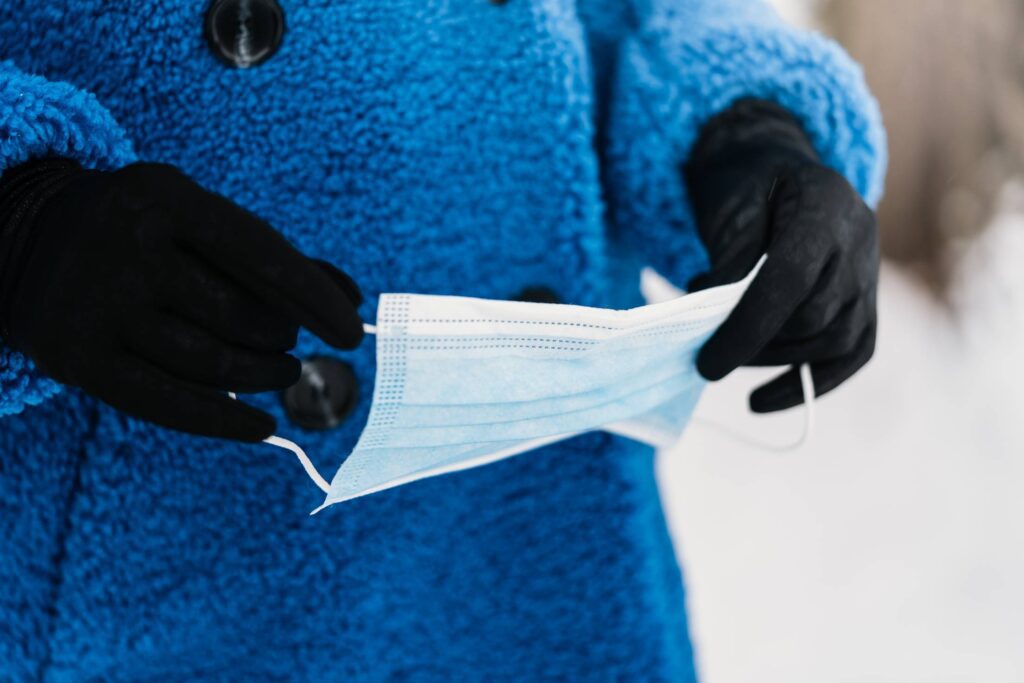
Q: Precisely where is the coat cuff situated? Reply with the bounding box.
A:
[0,61,135,417]
[606,14,887,288]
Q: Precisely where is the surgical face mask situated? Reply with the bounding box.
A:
[253,258,814,512]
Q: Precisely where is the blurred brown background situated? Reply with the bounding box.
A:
[824,0,1024,293]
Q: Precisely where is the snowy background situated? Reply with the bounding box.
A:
[657,2,1024,681]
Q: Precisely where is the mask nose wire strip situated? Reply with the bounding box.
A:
[691,363,815,453]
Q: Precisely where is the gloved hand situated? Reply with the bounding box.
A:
[684,99,879,412]
[0,159,363,441]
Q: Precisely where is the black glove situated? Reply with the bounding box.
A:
[0,159,364,441]
[684,99,879,412]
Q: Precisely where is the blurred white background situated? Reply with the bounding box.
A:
[657,1,1024,681]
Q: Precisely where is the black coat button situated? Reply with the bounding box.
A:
[282,357,358,430]
[205,0,285,69]
[514,286,561,304]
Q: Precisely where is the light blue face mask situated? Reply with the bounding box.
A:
[252,258,814,512]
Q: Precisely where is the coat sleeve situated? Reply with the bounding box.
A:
[603,0,888,287]
[0,60,135,417]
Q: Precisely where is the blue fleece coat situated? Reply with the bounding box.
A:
[0,1,885,680]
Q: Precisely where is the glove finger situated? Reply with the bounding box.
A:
[687,180,772,292]
[87,353,277,442]
[697,170,850,380]
[777,231,878,344]
[313,259,363,308]
[772,254,845,340]
[749,321,877,413]
[174,192,364,350]
[749,293,874,366]
[123,311,302,393]
[696,180,835,381]
[153,248,300,352]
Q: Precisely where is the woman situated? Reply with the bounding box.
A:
[0,0,884,679]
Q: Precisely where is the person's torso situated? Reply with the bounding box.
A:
[0,2,698,680]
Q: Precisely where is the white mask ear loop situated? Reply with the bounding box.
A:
[262,435,331,493]
[229,322,380,494]
[691,364,816,453]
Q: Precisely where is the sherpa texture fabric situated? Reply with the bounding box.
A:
[0,1,885,680]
